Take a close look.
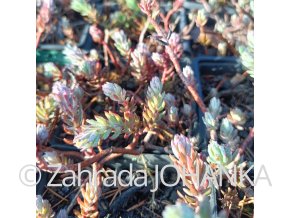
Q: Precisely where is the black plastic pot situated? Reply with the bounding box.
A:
[192,56,244,149]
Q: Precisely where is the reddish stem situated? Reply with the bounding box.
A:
[101,41,121,70]
[37,135,141,173]
[146,15,207,113]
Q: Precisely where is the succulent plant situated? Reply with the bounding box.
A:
[52,82,84,134]
[171,134,192,160]
[63,45,95,80]
[102,82,127,104]
[36,124,49,145]
[202,112,218,130]
[220,118,238,146]
[162,196,227,218]
[227,107,247,127]
[208,97,222,119]
[165,32,183,59]
[36,95,56,124]
[74,111,126,150]
[162,202,194,218]
[70,0,97,23]
[168,106,179,123]
[43,62,61,80]
[111,30,131,56]
[207,140,233,167]
[130,43,155,80]
[182,66,195,84]
[196,9,208,27]
[170,134,210,205]
[143,77,166,127]
[74,169,100,218]
[36,195,55,218]
[152,52,166,69]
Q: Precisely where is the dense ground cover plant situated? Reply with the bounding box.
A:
[36,0,254,217]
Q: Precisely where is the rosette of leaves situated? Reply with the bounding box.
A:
[227,107,247,129]
[166,32,184,59]
[102,82,127,104]
[207,140,234,168]
[203,112,218,130]
[208,97,222,119]
[52,82,84,135]
[202,97,222,130]
[130,43,155,81]
[37,124,49,145]
[111,30,131,57]
[63,45,96,80]
[170,134,211,208]
[70,0,97,23]
[142,76,166,129]
[42,62,62,81]
[74,167,100,218]
[36,195,55,218]
[219,118,239,150]
[36,95,56,125]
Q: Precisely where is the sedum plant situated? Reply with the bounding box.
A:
[36,195,55,218]
[74,111,129,150]
[74,165,100,218]
[36,95,56,125]
[208,97,222,120]
[130,43,155,81]
[70,0,97,23]
[220,118,239,150]
[35,0,254,216]
[202,112,218,131]
[102,82,127,104]
[207,140,233,167]
[36,124,49,145]
[227,107,247,129]
[52,81,84,135]
[74,76,169,151]
[63,45,97,80]
[162,196,227,218]
[203,97,222,131]
[162,202,194,218]
[143,76,166,128]
[111,30,131,57]
[182,66,195,85]
[170,134,211,208]
[42,62,62,81]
